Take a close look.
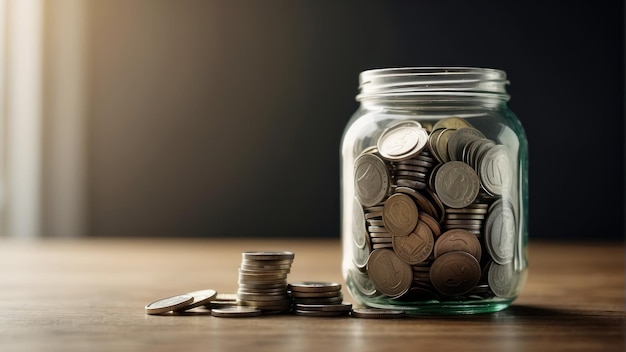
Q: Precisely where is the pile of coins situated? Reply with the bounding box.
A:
[145,251,370,318]
[289,282,352,317]
[350,117,520,303]
[236,251,295,313]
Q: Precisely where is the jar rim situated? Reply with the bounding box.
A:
[357,67,510,102]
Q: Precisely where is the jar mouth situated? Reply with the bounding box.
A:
[357,67,510,101]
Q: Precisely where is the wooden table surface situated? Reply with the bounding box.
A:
[0,238,623,351]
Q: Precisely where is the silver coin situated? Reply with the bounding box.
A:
[371,237,393,244]
[292,295,344,305]
[237,293,289,302]
[211,306,262,318]
[237,286,287,294]
[242,251,295,261]
[367,225,390,233]
[352,197,368,249]
[238,282,286,290]
[478,145,512,196]
[377,121,429,161]
[288,282,342,293]
[447,127,486,162]
[241,258,294,266]
[240,264,291,272]
[463,138,493,168]
[294,310,350,317]
[435,128,455,162]
[173,289,218,312]
[354,153,391,207]
[428,129,445,163]
[353,241,370,270]
[488,261,519,298]
[351,308,405,319]
[364,211,383,220]
[290,290,342,298]
[238,298,292,307]
[366,219,385,226]
[145,294,194,315]
[238,272,288,280]
[295,302,352,312]
[485,199,516,264]
[237,279,287,285]
[365,205,385,212]
[368,232,393,238]
[434,161,480,208]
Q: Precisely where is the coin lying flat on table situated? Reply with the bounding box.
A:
[351,308,405,319]
[145,294,194,315]
[211,306,262,318]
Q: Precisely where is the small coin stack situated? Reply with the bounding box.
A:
[289,282,352,317]
[351,117,521,303]
[237,251,295,313]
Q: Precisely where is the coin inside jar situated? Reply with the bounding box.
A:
[354,153,391,207]
[377,121,429,161]
[392,221,434,265]
[430,251,481,296]
[434,229,482,262]
[366,249,413,298]
[382,193,418,236]
[434,161,480,208]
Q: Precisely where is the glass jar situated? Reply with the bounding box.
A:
[341,67,528,314]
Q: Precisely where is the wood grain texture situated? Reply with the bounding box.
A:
[0,238,623,352]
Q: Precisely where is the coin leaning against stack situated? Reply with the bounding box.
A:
[351,117,521,303]
[237,251,295,313]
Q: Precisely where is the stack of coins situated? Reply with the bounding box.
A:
[442,202,488,236]
[289,282,351,317]
[236,251,294,313]
[351,117,520,303]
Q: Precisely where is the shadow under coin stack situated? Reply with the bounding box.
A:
[351,117,520,303]
[289,282,352,317]
[237,251,294,314]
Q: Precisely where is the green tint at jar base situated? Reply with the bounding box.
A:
[341,67,529,315]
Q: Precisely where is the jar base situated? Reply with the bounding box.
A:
[362,299,514,315]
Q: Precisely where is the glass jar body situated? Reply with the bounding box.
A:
[341,68,528,314]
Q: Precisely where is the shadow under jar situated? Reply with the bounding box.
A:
[341,67,528,314]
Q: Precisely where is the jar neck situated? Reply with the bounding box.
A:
[356,67,510,110]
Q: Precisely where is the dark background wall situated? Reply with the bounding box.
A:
[86,1,624,240]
